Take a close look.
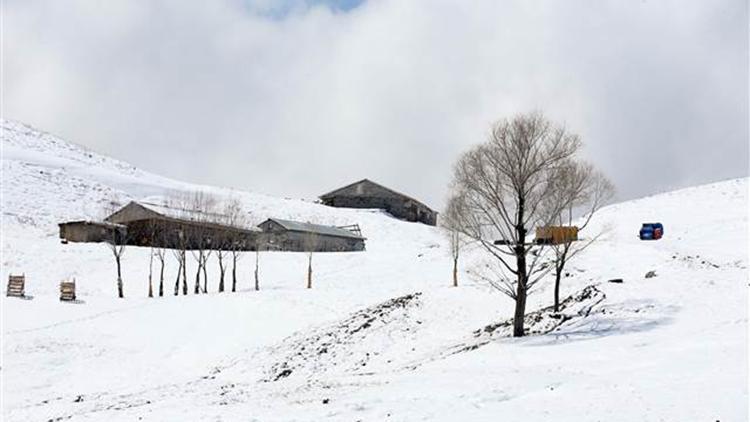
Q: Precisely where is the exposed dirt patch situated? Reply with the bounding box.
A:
[443,285,607,355]
[671,252,724,269]
[477,285,605,337]
[263,292,423,382]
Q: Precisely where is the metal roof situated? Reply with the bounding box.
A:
[263,218,364,239]
[58,220,127,229]
[108,201,260,234]
[319,178,436,213]
[139,201,228,224]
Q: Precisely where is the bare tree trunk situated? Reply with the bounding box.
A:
[174,257,182,296]
[513,285,527,336]
[513,252,528,337]
[453,257,458,287]
[254,250,260,291]
[194,259,201,294]
[148,248,154,298]
[307,253,313,289]
[231,253,238,292]
[158,256,165,297]
[116,254,124,298]
[512,199,527,337]
[303,229,318,289]
[181,250,188,295]
[218,253,225,293]
[553,252,569,313]
[202,255,208,293]
[554,267,562,313]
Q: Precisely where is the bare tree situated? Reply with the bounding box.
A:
[441,191,471,287]
[244,215,265,292]
[170,226,188,296]
[227,238,246,292]
[222,199,247,293]
[147,220,158,298]
[166,195,192,296]
[147,216,167,297]
[216,244,228,293]
[171,246,185,296]
[448,112,582,337]
[303,227,320,289]
[215,220,231,293]
[252,232,264,291]
[147,247,154,298]
[103,200,128,298]
[201,252,210,293]
[187,192,216,294]
[214,204,230,294]
[191,237,207,294]
[542,161,614,312]
[107,228,127,298]
[179,228,188,295]
[155,244,166,297]
[172,249,181,296]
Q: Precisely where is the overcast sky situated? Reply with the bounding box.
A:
[3,0,748,209]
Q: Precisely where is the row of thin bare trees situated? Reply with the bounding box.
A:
[441,112,615,337]
[105,194,305,299]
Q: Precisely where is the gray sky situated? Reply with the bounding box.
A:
[3,0,748,209]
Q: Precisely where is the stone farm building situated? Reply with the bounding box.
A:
[59,201,366,252]
[319,179,438,226]
[258,218,365,252]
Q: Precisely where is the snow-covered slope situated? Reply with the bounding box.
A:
[1,120,747,421]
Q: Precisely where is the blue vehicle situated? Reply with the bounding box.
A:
[639,223,664,240]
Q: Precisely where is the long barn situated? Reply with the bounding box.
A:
[319,179,438,226]
[106,201,259,250]
[59,201,366,252]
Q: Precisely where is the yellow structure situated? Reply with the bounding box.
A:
[535,226,579,245]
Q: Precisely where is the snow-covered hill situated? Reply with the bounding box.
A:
[1,120,747,421]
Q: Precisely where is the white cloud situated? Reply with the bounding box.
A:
[3,0,747,208]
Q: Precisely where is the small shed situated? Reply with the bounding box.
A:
[319,179,437,226]
[59,220,127,244]
[258,218,365,252]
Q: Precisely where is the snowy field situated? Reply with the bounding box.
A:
[2,119,748,421]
